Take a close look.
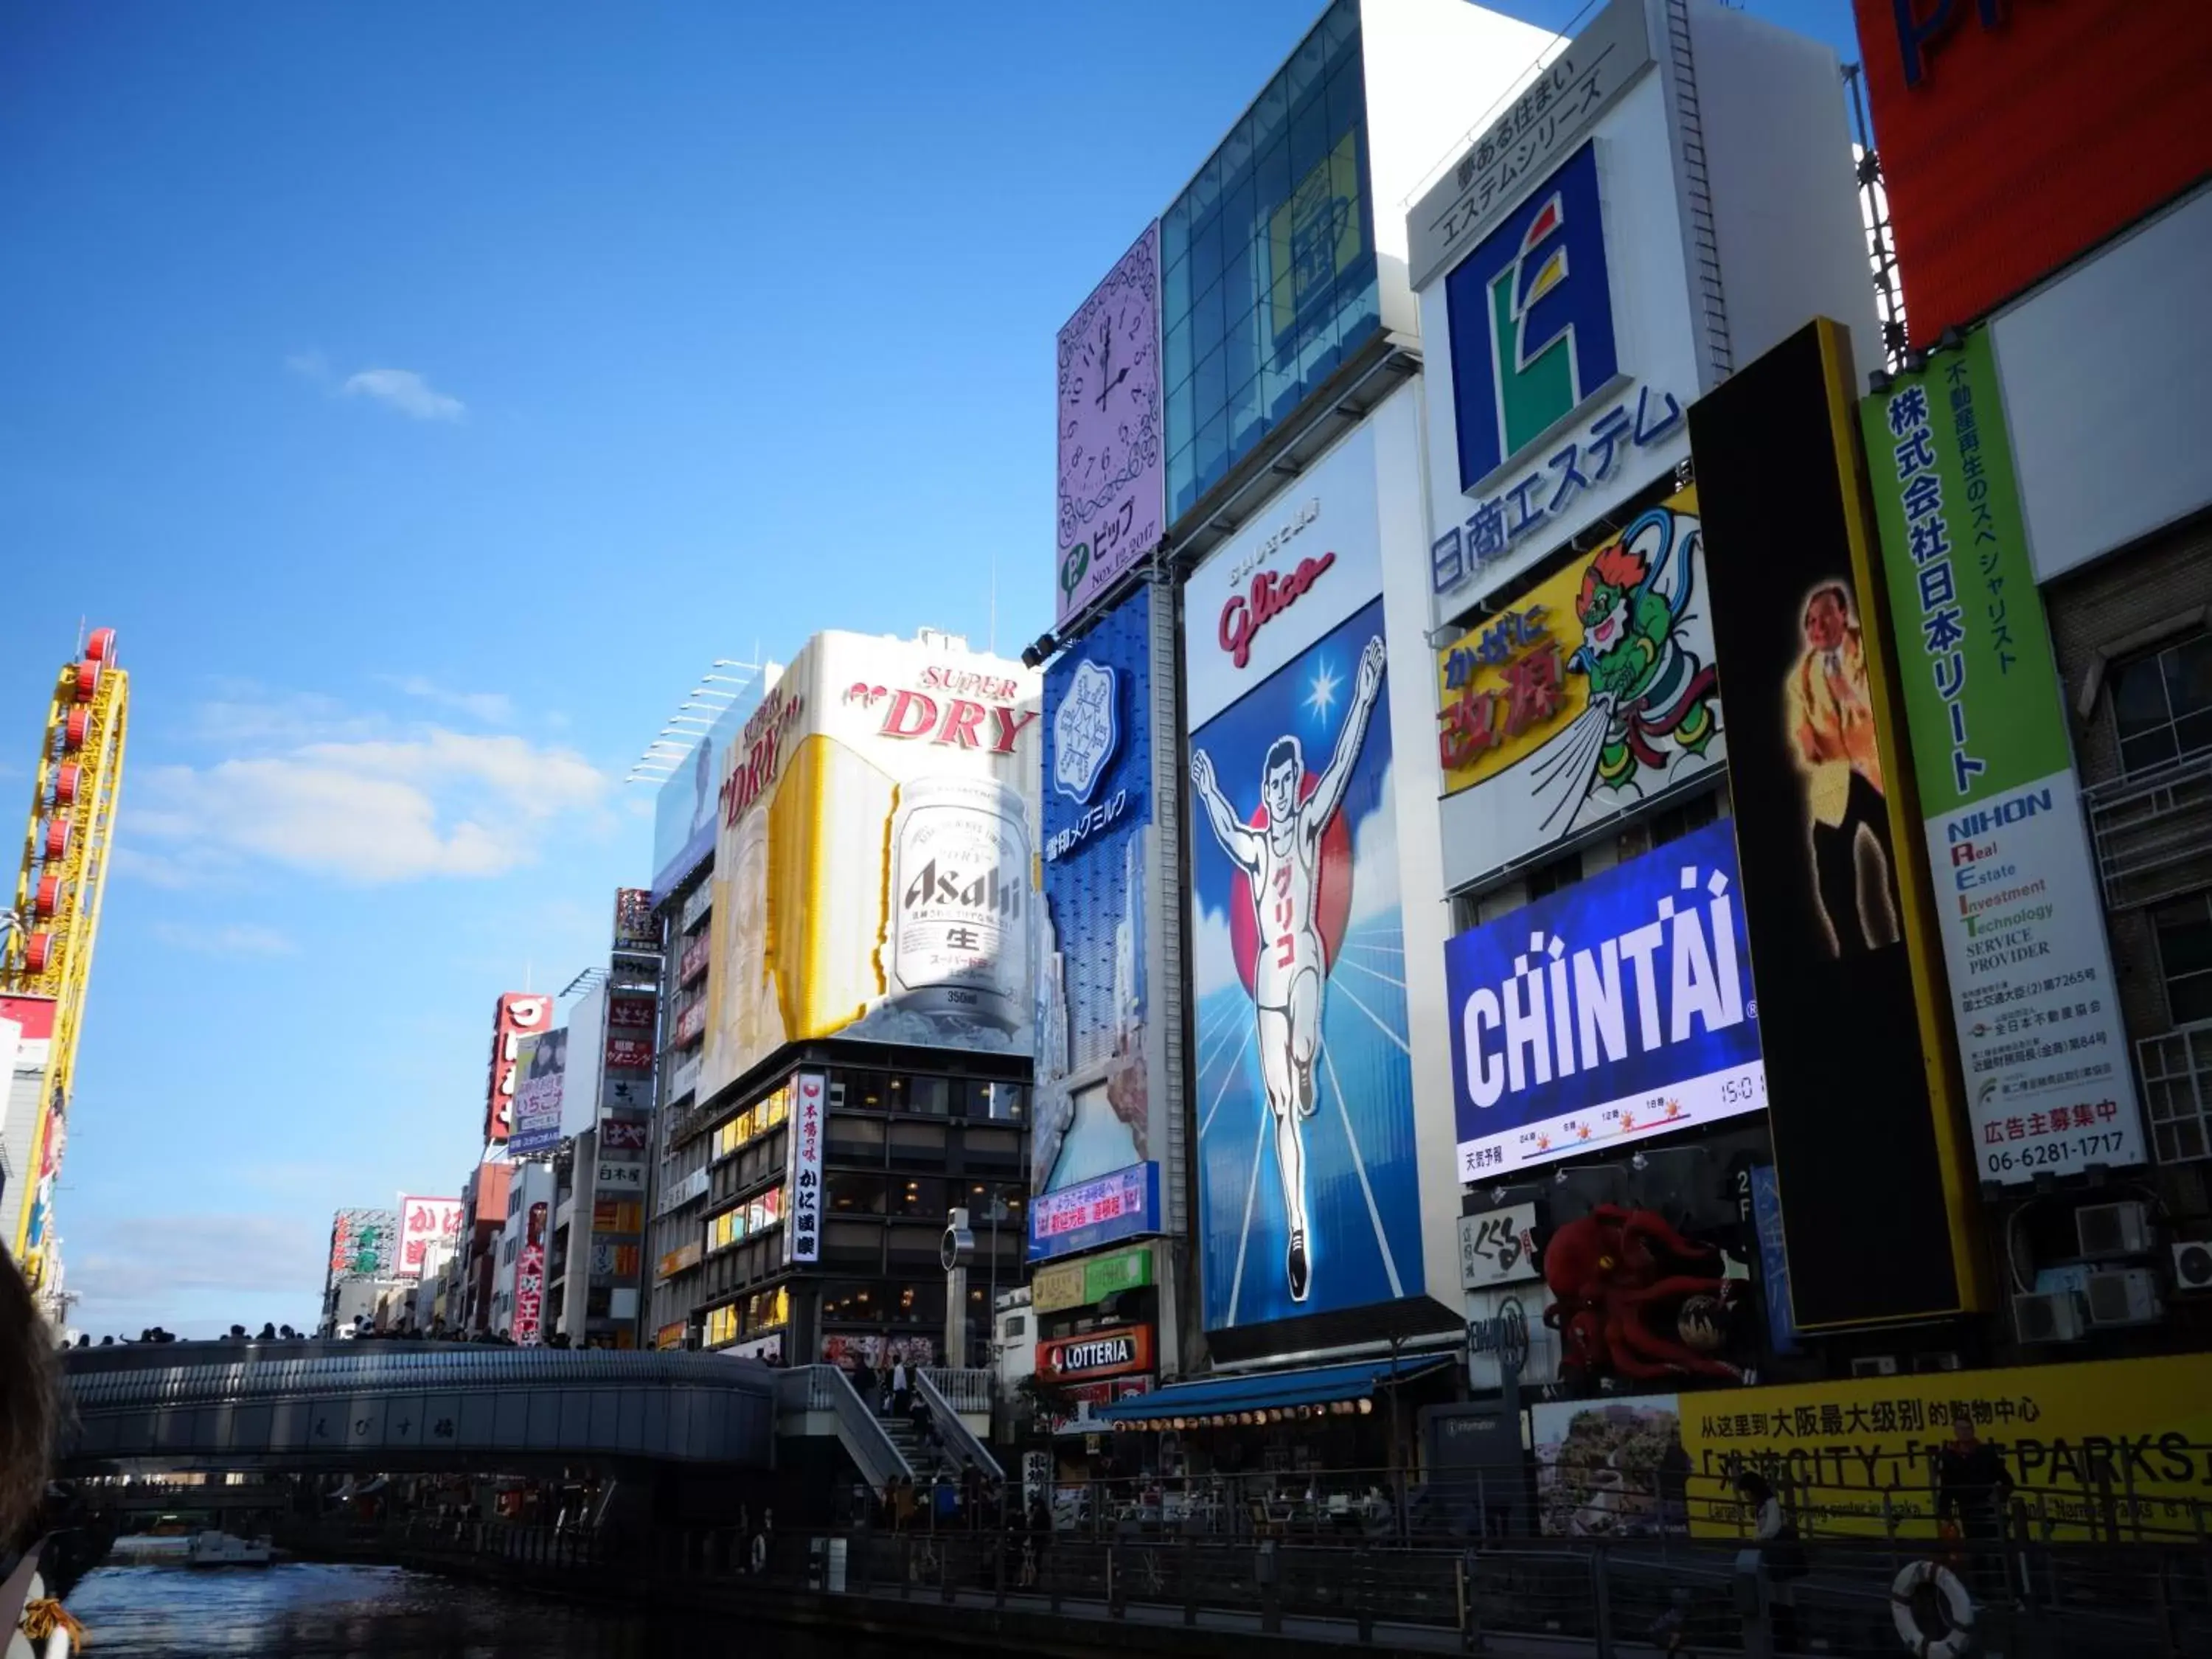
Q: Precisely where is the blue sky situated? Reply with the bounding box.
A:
[0,0,1859,1336]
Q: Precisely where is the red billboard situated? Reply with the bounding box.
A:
[483,992,552,1144]
[1855,0,2212,344]
[512,1199,549,1345]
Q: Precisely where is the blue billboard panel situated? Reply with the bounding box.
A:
[650,685,763,903]
[1445,817,1764,1180]
[1034,586,1157,1196]
[1189,592,1422,1332]
[1029,1162,1159,1262]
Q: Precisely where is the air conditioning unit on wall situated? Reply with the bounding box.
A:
[2172,1240,2212,1292]
[2013,1290,2087,1344]
[1849,1355,1899,1378]
[2085,1268,2164,1327]
[2077,1201,2153,1258]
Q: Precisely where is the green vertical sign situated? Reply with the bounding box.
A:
[1859,330,2068,807]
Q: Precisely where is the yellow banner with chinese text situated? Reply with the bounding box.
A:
[1676,1352,2212,1540]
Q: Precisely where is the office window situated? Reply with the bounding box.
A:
[891,1176,949,1219]
[826,1172,887,1216]
[1161,0,1375,526]
[2154,893,2212,1027]
[2110,633,2212,775]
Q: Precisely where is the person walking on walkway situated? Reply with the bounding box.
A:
[1936,1417,2014,1599]
[1736,1470,1805,1649]
[889,1357,911,1419]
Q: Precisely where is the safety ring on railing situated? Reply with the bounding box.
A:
[1891,1558,1975,1658]
[751,1532,768,1574]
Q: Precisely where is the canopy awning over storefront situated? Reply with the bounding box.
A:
[1092,1354,1454,1426]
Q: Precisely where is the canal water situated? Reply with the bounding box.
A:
[66,1557,922,1658]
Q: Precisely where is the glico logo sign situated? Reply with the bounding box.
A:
[1218,549,1335,669]
[1446,139,1620,489]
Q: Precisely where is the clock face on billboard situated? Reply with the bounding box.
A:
[1059,291,1153,512]
[1055,222,1164,627]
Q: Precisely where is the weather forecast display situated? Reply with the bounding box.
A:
[1444,817,1766,1178]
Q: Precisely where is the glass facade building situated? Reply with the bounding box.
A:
[1162,0,1378,525]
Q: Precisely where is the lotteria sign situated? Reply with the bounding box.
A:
[1445,818,1765,1178]
[1037,1323,1154,1384]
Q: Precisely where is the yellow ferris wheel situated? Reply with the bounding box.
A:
[2,626,128,1295]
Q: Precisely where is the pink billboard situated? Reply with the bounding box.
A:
[397,1195,463,1279]
[1055,220,1164,628]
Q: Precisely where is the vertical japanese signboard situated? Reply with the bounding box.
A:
[785,1069,824,1265]
[512,1200,549,1346]
[1861,333,2145,1182]
[484,992,552,1146]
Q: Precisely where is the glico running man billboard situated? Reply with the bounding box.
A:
[1446,818,1764,1179]
[1183,422,1422,1332]
[700,631,1040,1102]
[1031,584,1166,1260]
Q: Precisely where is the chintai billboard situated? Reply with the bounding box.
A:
[1446,818,1764,1179]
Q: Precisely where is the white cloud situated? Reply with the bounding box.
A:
[381,674,513,726]
[150,921,298,957]
[69,1212,325,1338]
[287,352,466,422]
[132,726,607,885]
[341,367,464,422]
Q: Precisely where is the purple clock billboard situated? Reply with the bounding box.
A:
[1057,221,1165,630]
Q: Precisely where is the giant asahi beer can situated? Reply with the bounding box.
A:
[887,773,1030,1032]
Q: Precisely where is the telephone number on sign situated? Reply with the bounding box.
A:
[1986,1132,2129,1175]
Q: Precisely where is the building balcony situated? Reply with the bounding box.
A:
[2083,748,2212,912]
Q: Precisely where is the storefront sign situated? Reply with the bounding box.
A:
[1037,1323,1154,1384]
[1445,818,1765,1179]
[1032,1260,1087,1316]
[655,1320,688,1351]
[655,1166,709,1217]
[1465,1295,1531,1374]
[1458,1204,1540,1290]
[1863,335,2146,1183]
[1032,1244,1156,1315]
[1027,1162,1159,1262]
[785,1070,824,1265]
[594,1160,645,1194]
[656,1241,703,1281]
[599,1117,649,1153]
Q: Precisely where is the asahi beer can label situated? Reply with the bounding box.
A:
[888,774,1029,1030]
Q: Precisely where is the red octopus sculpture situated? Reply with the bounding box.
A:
[1540,1204,1745,1386]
